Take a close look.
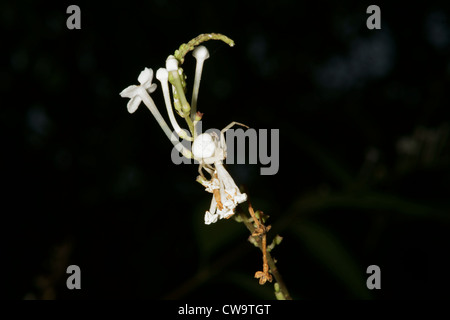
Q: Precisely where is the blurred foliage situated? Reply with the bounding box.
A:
[2,0,450,299]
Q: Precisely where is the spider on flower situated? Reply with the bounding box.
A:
[192,121,249,224]
[120,34,248,225]
[119,34,288,297]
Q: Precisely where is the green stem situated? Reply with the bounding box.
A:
[184,115,196,139]
[168,70,190,116]
[174,33,235,65]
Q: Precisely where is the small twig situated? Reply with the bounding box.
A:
[248,203,264,235]
[238,202,292,300]
[247,203,272,284]
[254,232,272,285]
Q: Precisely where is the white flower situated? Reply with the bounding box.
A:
[120,67,194,159]
[204,210,219,225]
[200,176,220,193]
[120,68,157,113]
[203,183,234,225]
[200,163,247,225]
[215,162,247,206]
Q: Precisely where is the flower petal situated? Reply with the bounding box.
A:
[209,193,217,214]
[120,85,138,98]
[218,208,234,220]
[202,177,220,193]
[127,96,142,113]
[234,192,247,204]
[138,68,153,85]
[146,83,158,94]
[221,189,235,208]
[215,162,247,206]
[205,211,218,225]
[216,163,237,191]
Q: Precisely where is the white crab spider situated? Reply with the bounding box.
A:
[192,121,247,173]
[192,121,249,224]
[120,38,248,225]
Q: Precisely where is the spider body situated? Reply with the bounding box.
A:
[192,132,225,165]
[192,122,249,223]
[192,121,248,178]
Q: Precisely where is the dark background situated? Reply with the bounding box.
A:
[2,0,450,299]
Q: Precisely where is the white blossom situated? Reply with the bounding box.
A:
[215,162,247,206]
[204,210,219,225]
[120,67,194,159]
[120,68,157,113]
[200,163,247,225]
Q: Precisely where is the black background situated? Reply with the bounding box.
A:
[2,0,450,299]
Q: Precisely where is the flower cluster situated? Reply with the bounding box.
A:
[199,162,248,225]
[119,35,290,298]
[120,34,246,225]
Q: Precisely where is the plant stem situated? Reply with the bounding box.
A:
[184,114,196,139]
[140,89,193,159]
[174,33,235,65]
[237,211,292,300]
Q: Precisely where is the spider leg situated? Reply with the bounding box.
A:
[198,164,206,179]
[220,121,249,152]
[198,163,215,179]
[204,164,215,176]
[222,121,249,133]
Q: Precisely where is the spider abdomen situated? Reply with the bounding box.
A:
[192,133,216,160]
